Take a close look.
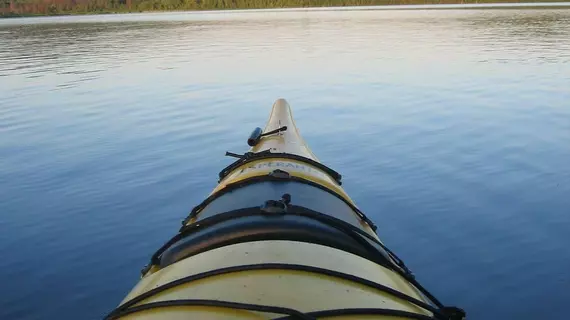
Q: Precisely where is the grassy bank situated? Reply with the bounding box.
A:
[1,0,569,17]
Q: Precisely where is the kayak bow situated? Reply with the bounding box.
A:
[107,99,465,320]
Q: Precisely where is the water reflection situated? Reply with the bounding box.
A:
[457,10,570,63]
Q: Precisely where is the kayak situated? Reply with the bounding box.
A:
[106,99,465,320]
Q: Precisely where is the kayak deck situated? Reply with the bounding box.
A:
[107,99,465,320]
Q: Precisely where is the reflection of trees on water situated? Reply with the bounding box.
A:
[0,18,286,77]
[0,22,199,76]
[460,10,570,39]
[456,10,570,63]
[2,22,190,54]
[2,9,569,76]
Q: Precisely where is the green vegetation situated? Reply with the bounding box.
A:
[1,0,569,17]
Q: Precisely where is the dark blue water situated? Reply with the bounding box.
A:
[1,7,570,320]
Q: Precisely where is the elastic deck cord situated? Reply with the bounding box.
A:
[106,263,454,320]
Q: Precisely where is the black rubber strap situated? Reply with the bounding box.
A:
[105,299,315,320]
[218,152,342,184]
[107,263,445,320]
[107,301,439,320]
[152,208,262,267]
[275,308,438,320]
[152,206,387,273]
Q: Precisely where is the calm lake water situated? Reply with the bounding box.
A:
[1,5,570,320]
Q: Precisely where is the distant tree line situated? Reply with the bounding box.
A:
[1,0,568,16]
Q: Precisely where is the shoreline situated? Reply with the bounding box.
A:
[2,1,570,18]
